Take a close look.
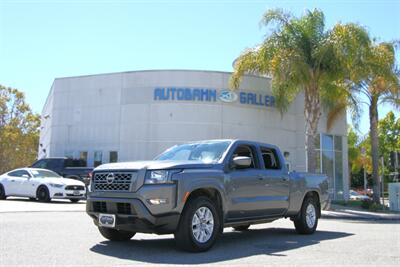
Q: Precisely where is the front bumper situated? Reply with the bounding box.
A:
[86,197,180,234]
[50,189,86,199]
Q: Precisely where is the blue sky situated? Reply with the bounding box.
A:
[1,0,399,135]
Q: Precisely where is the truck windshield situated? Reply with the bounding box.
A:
[31,170,62,178]
[155,141,231,163]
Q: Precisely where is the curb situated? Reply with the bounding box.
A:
[321,210,400,221]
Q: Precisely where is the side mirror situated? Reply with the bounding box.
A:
[22,174,30,178]
[232,156,252,168]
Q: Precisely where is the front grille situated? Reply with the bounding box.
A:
[93,172,135,192]
[117,203,132,215]
[65,185,85,191]
[66,193,84,197]
[93,201,107,213]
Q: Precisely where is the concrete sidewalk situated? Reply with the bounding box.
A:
[322,204,400,221]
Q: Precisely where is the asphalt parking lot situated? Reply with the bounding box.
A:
[1,198,399,266]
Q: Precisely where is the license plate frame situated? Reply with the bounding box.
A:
[73,190,80,196]
[99,214,116,228]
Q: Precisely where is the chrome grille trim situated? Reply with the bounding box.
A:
[93,172,136,192]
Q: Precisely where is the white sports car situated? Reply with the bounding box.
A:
[0,168,86,202]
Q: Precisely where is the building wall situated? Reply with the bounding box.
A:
[40,70,348,199]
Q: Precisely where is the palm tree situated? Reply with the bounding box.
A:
[351,42,400,203]
[230,8,370,173]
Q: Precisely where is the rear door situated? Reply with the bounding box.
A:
[226,143,271,219]
[257,146,290,215]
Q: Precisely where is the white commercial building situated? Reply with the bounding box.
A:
[40,70,348,199]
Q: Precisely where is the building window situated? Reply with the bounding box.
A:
[94,151,103,167]
[316,134,344,200]
[79,151,88,167]
[109,151,118,163]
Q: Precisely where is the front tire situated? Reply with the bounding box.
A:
[0,184,6,200]
[98,227,135,241]
[174,196,221,252]
[294,196,318,234]
[37,186,51,202]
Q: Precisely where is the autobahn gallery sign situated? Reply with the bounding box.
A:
[153,87,276,108]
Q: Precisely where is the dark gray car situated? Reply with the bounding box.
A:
[86,139,329,252]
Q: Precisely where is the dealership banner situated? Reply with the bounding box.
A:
[153,87,275,108]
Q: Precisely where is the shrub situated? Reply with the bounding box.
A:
[361,199,373,210]
[361,199,384,211]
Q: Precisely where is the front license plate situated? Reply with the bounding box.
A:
[73,190,80,196]
[99,214,116,228]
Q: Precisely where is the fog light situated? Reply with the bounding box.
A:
[147,198,168,205]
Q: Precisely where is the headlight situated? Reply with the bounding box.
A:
[145,170,169,184]
[49,183,64,188]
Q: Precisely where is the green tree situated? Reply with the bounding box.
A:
[378,111,400,173]
[230,9,370,172]
[348,126,361,174]
[348,112,400,191]
[351,42,400,203]
[0,85,40,174]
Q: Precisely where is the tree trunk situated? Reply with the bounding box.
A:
[304,87,321,173]
[369,96,381,204]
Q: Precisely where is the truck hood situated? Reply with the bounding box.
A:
[94,160,216,171]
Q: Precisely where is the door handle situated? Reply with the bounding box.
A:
[11,180,15,182]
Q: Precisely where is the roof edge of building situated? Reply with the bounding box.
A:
[53,69,271,81]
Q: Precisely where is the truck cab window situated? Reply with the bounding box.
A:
[231,145,257,169]
[261,148,281,170]
[32,160,47,169]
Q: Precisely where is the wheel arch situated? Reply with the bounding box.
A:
[302,190,321,218]
[0,182,6,196]
[36,184,49,195]
[182,186,225,227]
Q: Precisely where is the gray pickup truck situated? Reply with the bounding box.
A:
[86,140,328,252]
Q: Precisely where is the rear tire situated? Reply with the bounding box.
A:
[37,186,51,202]
[233,224,250,231]
[0,184,6,200]
[69,199,80,203]
[98,227,135,241]
[294,196,318,234]
[174,196,220,252]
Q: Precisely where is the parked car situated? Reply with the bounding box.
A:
[30,158,93,185]
[0,168,86,202]
[349,190,371,200]
[86,139,329,252]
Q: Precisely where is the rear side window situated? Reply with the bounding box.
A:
[231,145,259,169]
[261,147,281,170]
